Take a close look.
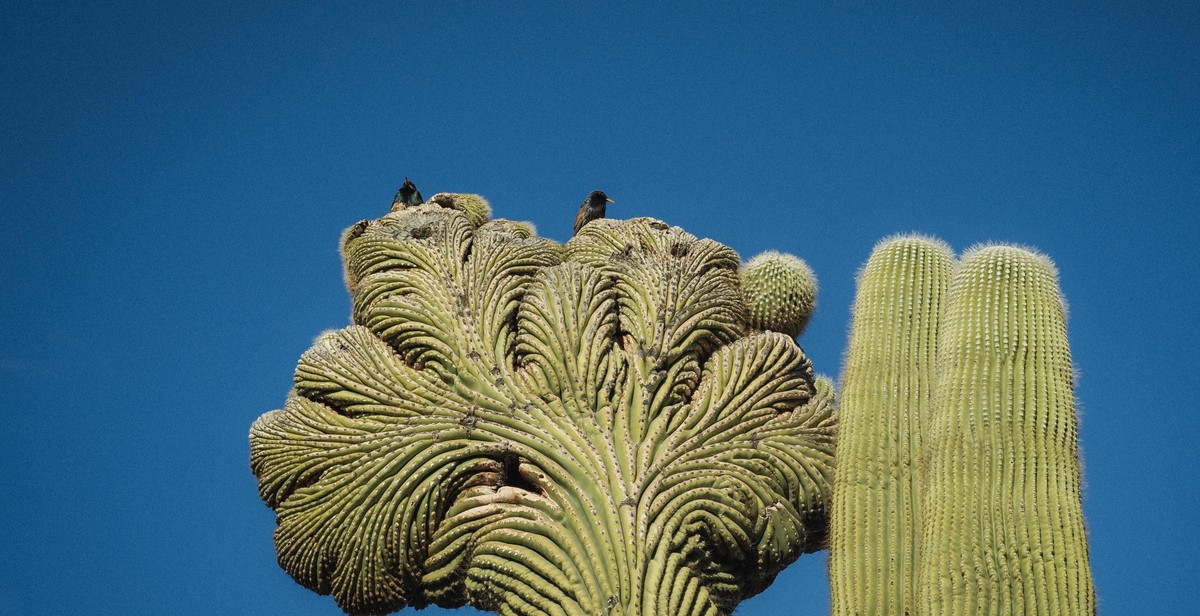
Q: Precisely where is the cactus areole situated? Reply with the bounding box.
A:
[249,194,835,616]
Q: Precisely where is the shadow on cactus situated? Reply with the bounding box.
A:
[249,194,836,615]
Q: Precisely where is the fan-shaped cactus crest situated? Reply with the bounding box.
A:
[250,195,836,615]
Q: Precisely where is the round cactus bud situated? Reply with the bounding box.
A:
[427,192,492,227]
[740,250,818,338]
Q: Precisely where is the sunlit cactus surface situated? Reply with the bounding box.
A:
[739,250,818,339]
[918,245,1094,615]
[830,236,955,615]
[831,236,1095,616]
[249,194,835,616]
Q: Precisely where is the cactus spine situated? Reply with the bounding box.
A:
[918,245,1094,614]
[830,236,955,616]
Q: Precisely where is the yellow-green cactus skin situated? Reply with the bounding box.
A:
[738,250,818,338]
[250,198,836,616]
[257,193,1095,616]
[424,192,493,227]
[918,245,1095,615]
[831,236,1094,616]
[830,236,955,616]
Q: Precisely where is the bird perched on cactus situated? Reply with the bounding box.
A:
[573,189,614,235]
[391,177,424,210]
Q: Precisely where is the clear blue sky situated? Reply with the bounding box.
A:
[3,2,1197,614]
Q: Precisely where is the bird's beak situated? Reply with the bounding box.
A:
[606,197,615,204]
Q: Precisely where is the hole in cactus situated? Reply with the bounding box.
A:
[500,453,542,495]
[410,224,433,240]
[799,507,830,553]
[346,219,369,241]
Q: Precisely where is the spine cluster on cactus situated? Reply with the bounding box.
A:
[831,236,1095,616]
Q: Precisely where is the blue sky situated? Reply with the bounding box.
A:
[2,2,1197,614]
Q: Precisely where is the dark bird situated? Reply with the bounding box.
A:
[573,190,614,235]
[391,177,424,210]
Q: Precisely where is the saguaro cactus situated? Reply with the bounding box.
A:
[919,245,1094,614]
[831,236,1094,616]
[830,236,955,616]
[249,196,836,616]
[739,250,819,338]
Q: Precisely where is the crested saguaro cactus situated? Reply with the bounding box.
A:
[830,236,1095,615]
[249,195,836,616]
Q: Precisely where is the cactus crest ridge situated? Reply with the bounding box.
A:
[425,192,493,226]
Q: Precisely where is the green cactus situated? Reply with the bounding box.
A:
[250,199,836,615]
[830,236,955,616]
[426,192,493,227]
[738,250,818,339]
[257,189,1095,616]
[918,245,1094,614]
[831,236,1094,616]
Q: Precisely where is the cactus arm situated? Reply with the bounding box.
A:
[829,235,956,616]
[918,245,1095,615]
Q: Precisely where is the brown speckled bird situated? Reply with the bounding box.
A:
[573,190,614,235]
